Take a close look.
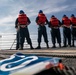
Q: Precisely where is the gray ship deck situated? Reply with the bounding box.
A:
[0,47,76,59]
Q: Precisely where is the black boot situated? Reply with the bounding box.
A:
[30,44,34,49]
[72,42,75,47]
[71,44,75,47]
[16,43,19,50]
[72,38,75,47]
[46,43,49,48]
[63,45,67,47]
[35,46,41,49]
[30,46,34,49]
[16,46,19,50]
[63,44,67,47]
[52,44,56,48]
[19,44,23,50]
[68,44,72,47]
[35,43,41,49]
[59,43,61,48]
[19,46,23,50]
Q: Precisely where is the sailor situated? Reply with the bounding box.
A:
[35,10,49,49]
[62,15,71,47]
[15,10,34,50]
[70,14,76,47]
[49,15,61,48]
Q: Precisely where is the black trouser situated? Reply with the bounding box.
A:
[16,27,32,49]
[51,28,61,45]
[63,27,71,46]
[72,28,76,45]
[38,26,48,45]
[16,30,20,49]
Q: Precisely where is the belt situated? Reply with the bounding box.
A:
[52,27,59,29]
[63,25,70,28]
[64,27,70,29]
[72,26,76,28]
[20,25,26,28]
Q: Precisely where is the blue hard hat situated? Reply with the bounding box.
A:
[51,15,55,18]
[71,14,74,17]
[63,14,66,17]
[19,10,24,14]
[39,10,43,13]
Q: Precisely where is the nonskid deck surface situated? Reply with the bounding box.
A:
[0,47,76,57]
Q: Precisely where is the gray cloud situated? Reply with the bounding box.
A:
[0,0,76,33]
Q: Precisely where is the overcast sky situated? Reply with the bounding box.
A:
[0,0,76,34]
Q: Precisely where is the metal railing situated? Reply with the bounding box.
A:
[0,33,53,50]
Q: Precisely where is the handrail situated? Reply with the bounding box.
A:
[0,33,53,50]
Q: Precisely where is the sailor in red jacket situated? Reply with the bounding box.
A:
[35,10,49,49]
[15,10,33,50]
[70,14,76,47]
[49,15,61,48]
[62,15,71,47]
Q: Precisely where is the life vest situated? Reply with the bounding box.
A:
[70,17,76,25]
[58,63,65,70]
[62,17,71,26]
[50,17,59,27]
[18,14,28,25]
[37,13,46,25]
